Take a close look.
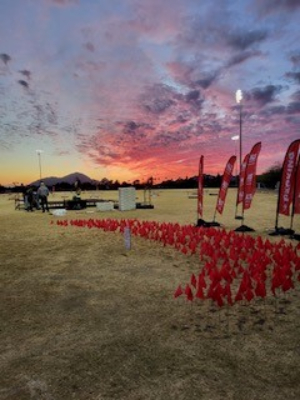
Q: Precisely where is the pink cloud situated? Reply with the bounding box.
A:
[47,0,78,6]
[127,0,185,42]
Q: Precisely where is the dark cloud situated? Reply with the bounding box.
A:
[84,42,95,52]
[176,8,231,51]
[227,29,268,50]
[149,130,189,148]
[144,98,174,114]
[185,90,200,101]
[49,0,78,6]
[184,90,204,110]
[289,52,300,67]
[259,105,286,117]
[45,103,58,125]
[122,121,148,137]
[287,101,300,114]
[249,85,283,106]
[285,72,300,84]
[175,114,189,124]
[19,69,31,79]
[196,71,219,89]
[125,121,139,131]
[253,0,300,15]
[0,53,11,65]
[18,80,29,88]
[226,50,262,68]
[140,84,179,114]
[291,90,300,101]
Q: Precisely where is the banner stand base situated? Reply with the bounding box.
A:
[235,224,255,232]
[206,221,221,227]
[196,219,221,228]
[196,218,207,227]
[269,227,295,236]
[290,233,300,241]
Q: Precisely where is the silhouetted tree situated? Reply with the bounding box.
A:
[257,163,281,189]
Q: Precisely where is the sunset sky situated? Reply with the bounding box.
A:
[0,0,300,185]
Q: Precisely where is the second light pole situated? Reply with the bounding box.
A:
[235,89,243,174]
[36,149,43,181]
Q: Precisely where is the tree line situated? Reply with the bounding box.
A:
[0,165,281,193]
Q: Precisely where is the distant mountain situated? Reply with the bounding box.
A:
[30,172,97,186]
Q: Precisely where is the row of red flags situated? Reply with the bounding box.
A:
[174,253,299,306]
[197,139,300,223]
[53,218,300,307]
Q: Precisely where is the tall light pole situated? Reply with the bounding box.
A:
[234,90,243,221]
[36,150,43,181]
[235,89,243,174]
[231,135,239,179]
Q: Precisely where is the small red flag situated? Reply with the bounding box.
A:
[235,288,244,302]
[174,285,183,298]
[190,273,197,288]
[185,284,194,301]
[198,272,207,289]
[245,288,254,302]
[215,293,224,307]
[282,278,294,292]
[195,285,205,300]
[181,246,188,255]
[255,280,266,299]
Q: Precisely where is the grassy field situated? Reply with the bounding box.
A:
[0,189,299,400]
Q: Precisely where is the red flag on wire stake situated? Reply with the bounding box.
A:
[185,284,194,301]
[174,285,183,298]
[190,273,197,288]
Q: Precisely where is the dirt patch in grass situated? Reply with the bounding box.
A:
[0,190,299,399]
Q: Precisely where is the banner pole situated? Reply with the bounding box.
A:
[196,155,206,226]
[213,208,217,223]
[241,203,245,226]
[274,165,283,231]
[234,200,239,219]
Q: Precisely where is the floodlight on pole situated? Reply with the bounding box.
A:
[36,150,43,181]
[235,89,243,175]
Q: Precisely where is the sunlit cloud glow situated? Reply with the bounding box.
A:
[0,0,300,185]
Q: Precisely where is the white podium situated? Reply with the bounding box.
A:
[118,187,136,211]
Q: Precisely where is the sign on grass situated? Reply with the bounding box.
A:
[124,226,131,250]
